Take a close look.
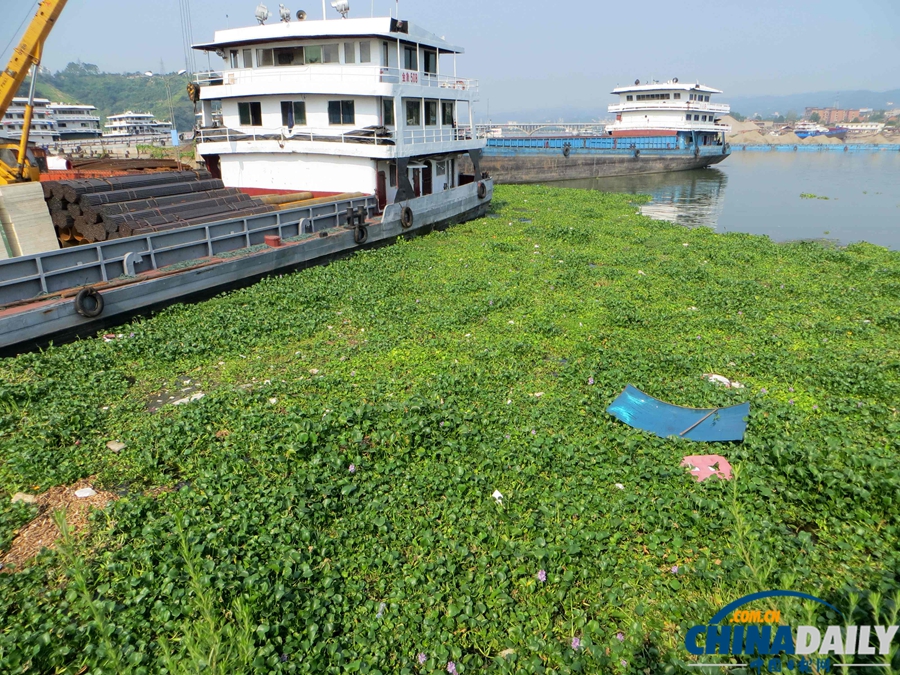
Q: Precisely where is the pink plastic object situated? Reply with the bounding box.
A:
[681,455,733,482]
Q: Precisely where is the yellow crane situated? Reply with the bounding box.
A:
[0,0,69,184]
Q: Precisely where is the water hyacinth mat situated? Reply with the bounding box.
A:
[1,184,899,673]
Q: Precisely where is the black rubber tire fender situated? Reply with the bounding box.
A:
[634,149,641,158]
[562,145,570,158]
[354,225,368,245]
[400,206,414,229]
[74,288,104,318]
[477,182,487,200]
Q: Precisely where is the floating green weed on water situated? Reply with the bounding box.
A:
[0,184,899,673]
[800,193,831,200]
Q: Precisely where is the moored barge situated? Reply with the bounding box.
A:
[473,80,732,183]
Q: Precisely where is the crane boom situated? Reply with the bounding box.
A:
[0,0,68,184]
[0,0,68,115]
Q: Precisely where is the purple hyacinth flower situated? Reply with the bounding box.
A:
[571,637,581,650]
[621,659,628,667]
[789,387,794,392]
[812,405,818,410]
[447,662,457,674]
[616,632,625,642]
[537,569,546,582]
[789,399,794,405]
[588,377,594,385]
[670,565,679,574]
[760,388,768,394]
[531,429,536,435]
[418,653,427,665]
[349,464,356,473]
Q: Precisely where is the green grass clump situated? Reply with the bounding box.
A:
[1,184,899,673]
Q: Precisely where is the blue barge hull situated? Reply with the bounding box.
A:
[469,134,731,184]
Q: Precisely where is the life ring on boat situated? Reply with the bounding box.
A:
[477,181,487,199]
[562,145,570,158]
[354,224,369,244]
[74,287,104,318]
[400,206,414,229]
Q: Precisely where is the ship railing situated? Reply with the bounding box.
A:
[402,127,474,145]
[608,102,731,114]
[192,67,478,94]
[197,125,397,146]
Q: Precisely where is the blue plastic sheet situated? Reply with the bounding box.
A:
[606,385,749,442]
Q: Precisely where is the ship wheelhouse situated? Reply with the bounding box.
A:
[607,81,731,150]
[191,15,484,207]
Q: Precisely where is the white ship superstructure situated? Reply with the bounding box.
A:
[48,103,102,140]
[0,97,57,145]
[191,12,485,206]
[607,80,731,141]
[104,112,173,138]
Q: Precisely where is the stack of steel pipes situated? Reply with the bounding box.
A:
[41,171,277,246]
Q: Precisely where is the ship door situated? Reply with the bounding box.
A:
[205,154,222,180]
[422,164,433,195]
[409,168,422,197]
[376,171,387,211]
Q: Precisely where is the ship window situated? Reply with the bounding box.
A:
[305,45,323,64]
[435,160,446,176]
[694,115,700,121]
[360,41,371,63]
[626,95,633,101]
[383,99,395,126]
[404,46,418,71]
[323,44,340,63]
[275,47,304,66]
[423,50,437,75]
[686,114,691,121]
[674,93,680,99]
[425,100,438,126]
[442,101,454,126]
[406,100,421,126]
[238,102,262,126]
[701,115,707,122]
[281,101,306,127]
[389,163,397,187]
[382,42,390,66]
[344,42,356,64]
[256,48,274,67]
[328,100,355,125]
[230,50,239,68]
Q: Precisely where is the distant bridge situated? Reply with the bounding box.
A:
[475,122,609,137]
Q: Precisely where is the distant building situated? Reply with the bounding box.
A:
[104,112,173,138]
[835,122,885,134]
[804,107,868,124]
[0,97,57,145]
[48,103,102,141]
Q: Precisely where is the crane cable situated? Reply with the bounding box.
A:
[0,1,40,68]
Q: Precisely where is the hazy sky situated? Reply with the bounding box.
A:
[4,0,899,114]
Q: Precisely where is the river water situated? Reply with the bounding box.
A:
[552,151,900,250]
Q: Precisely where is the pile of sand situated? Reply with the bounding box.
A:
[774,132,803,145]
[802,135,840,145]
[721,115,760,134]
[729,130,770,145]
[867,134,896,145]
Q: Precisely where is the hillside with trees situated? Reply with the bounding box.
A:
[18,62,196,133]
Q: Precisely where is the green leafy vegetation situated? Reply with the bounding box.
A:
[1,185,899,673]
[800,193,830,200]
[19,62,195,131]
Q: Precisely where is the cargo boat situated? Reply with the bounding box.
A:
[0,8,491,354]
[472,80,731,183]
